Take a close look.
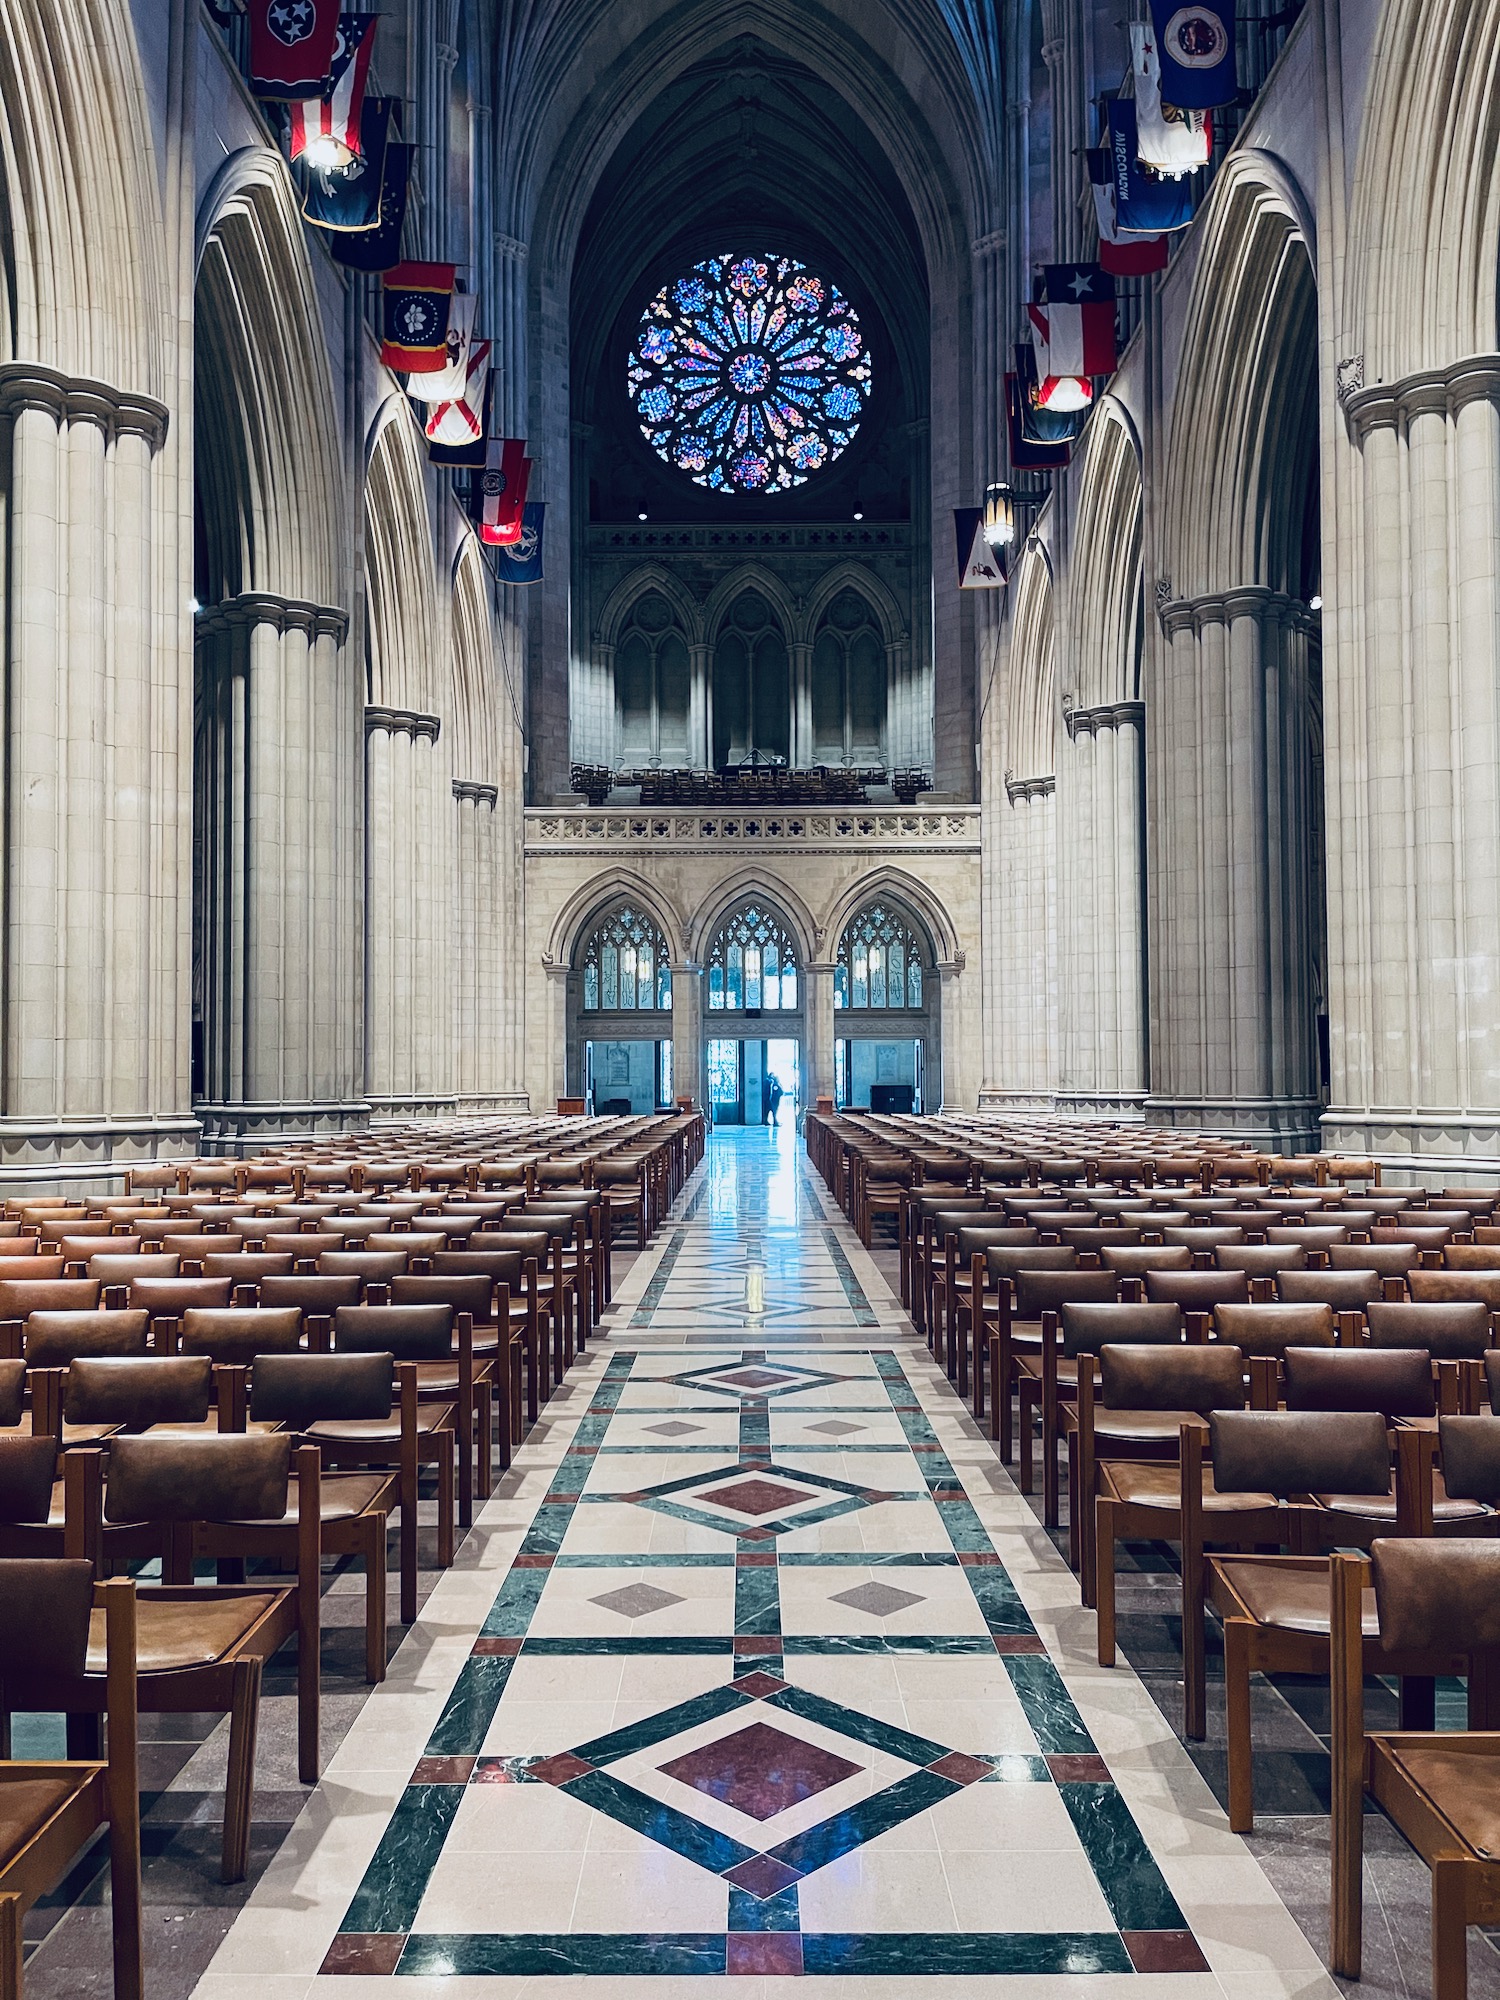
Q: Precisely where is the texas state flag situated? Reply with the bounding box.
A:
[1027,264,1117,407]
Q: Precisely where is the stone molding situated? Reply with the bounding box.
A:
[1159,585,1319,640]
[452,778,498,806]
[1343,352,1500,440]
[1004,773,1056,803]
[1064,699,1145,738]
[366,705,441,742]
[196,592,349,644]
[495,233,528,262]
[0,360,169,450]
[524,805,980,855]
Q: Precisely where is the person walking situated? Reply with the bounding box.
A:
[765,1073,783,1127]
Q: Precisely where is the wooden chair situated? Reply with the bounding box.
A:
[1330,1539,1500,1997]
[0,1562,141,2000]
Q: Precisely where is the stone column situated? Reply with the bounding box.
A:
[585,639,616,770]
[804,962,838,1107]
[789,640,813,768]
[194,594,364,1140]
[365,706,453,1114]
[689,644,712,769]
[452,780,500,1104]
[1150,587,1320,1146]
[544,960,572,1107]
[671,961,704,1112]
[1323,361,1500,1162]
[935,958,967,1111]
[0,365,196,1171]
[1056,700,1147,1115]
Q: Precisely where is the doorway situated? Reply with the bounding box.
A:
[707,1036,801,1125]
[835,1035,923,1112]
[584,1038,673,1113]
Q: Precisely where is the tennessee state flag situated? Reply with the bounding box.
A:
[474,440,531,546]
[381,262,457,372]
[249,0,341,96]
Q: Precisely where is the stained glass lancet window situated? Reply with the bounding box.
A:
[707,904,800,1011]
[581,906,672,1011]
[628,253,871,494]
[835,903,925,1010]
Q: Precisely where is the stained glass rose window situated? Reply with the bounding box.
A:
[627,253,871,494]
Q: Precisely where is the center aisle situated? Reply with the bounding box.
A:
[201,1129,1334,1997]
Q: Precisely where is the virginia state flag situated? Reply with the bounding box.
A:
[1149,0,1236,109]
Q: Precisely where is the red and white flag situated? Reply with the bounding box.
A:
[410,294,477,402]
[288,13,377,164]
[425,339,491,455]
[1027,263,1116,409]
[249,0,341,96]
[474,439,531,546]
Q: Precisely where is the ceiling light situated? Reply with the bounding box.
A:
[302,134,351,170]
[638,511,648,521]
[983,482,1016,552]
[1309,593,1323,611]
[853,511,864,521]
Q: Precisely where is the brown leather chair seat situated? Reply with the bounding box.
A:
[1314,1485,1486,1524]
[88,1591,284,1674]
[1217,1559,1378,1637]
[1103,1461,1276,1513]
[1376,1746,1500,1860]
[0,1776,85,1850]
[232,1471,394,1526]
[301,1407,452,1447]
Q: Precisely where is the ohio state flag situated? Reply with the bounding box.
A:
[288,13,377,163]
[473,439,531,545]
[381,262,456,372]
[249,0,341,96]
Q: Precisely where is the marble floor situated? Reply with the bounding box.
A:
[189,1124,1338,1998]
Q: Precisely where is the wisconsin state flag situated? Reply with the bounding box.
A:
[249,0,341,96]
[381,262,457,372]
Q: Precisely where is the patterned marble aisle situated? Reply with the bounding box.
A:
[199,1129,1336,1998]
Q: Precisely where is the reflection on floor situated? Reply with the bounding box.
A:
[36,1126,1491,1996]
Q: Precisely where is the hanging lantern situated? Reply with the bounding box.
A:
[983,482,1017,552]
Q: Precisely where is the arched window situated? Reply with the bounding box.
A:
[707,903,799,1011]
[581,905,672,1011]
[713,590,789,767]
[835,902,925,1010]
[615,591,690,766]
[627,252,871,495]
[812,588,887,766]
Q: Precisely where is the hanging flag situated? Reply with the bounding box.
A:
[329,138,410,269]
[410,294,477,402]
[1149,0,1237,109]
[381,261,456,372]
[1107,98,1197,234]
[1086,149,1170,274]
[288,13,377,165]
[1013,344,1089,446]
[1026,264,1114,412]
[493,503,546,584]
[298,93,391,232]
[473,439,530,545]
[954,509,1006,589]
[1006,373,1072,471]
[1130,24,1212,175]
[425,338,491,463]
[248,0,342,95]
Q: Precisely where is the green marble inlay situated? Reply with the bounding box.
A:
[1003,1655,1097,1757]
[339,1783,465,1934]
[521,1636,734,1656]
[424,1655,514,1756]
[728,1883,800,1932]
[1059,1782,1191,1933]
[780,1633,995,1657]
[767,1681,950,1767]
[480,1565,550,1637]
[764,1767,960,1875]
[571,1684,748,1766]
[801,1930,1134,1976]
[554,1551,735,1568]
[398,1933,728,1977]
[564,1769,755,1875]
[734,1561,781,1637]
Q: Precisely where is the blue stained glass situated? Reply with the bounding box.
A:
[628,251,871,494]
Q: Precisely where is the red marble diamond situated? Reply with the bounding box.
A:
[716,1367,795,1389]
[697,1477,810,1517]
[528,1751,594,1786]
[927,1751,992,1786]
[731,1670,787,1698]
[722,1854,802,1898]
[727,1933,805,1975]
[659,1720,860,1820]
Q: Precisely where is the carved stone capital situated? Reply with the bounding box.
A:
[1004,772,1056,803]
[1344,352,1500,440]
[196,591,349,644]
[366,705,441,742]
[1160,586,1318,639]
[0,360,169,451]
[1065,698,1145,738]
[452,778,498,806]
[494,233,528,262]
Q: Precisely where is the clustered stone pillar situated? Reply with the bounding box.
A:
[1056,701,1147,1113]
[365,706,453,1113]
[804,963,838,1108]
[0,365,195,1169]
[1150,586,1320,1146]
[670,958,705,1113]
[451,779,503,1107]
[1325,361,1500,1159]
[194,594,364,1138]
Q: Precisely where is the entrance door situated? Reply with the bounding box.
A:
[707,1037,802,1124]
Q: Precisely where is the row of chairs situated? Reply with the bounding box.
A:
[885,1156,1500,1998]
